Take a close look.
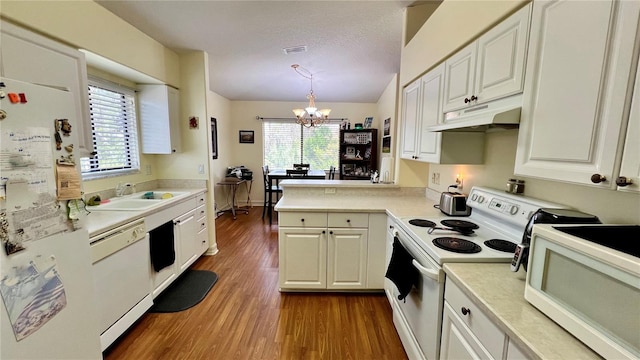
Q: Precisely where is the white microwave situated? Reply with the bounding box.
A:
[525,224,640,359]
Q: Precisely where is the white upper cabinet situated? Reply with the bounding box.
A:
[617,64,640,194]
[401,64,485,164]
[442,3,532,113]
[400,79,421,160]
[138,84,181,154]
[0,20,93,157]
[514,0,640,189]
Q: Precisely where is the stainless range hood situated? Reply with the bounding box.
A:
[427,95,522,132]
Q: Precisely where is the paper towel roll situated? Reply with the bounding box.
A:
[380,157,394,183]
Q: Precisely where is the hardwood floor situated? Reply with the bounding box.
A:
[104,207,407,360]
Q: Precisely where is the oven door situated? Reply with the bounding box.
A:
[386,220,444,360]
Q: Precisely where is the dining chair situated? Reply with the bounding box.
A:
[328,166,336,180]
[293,163,310,170]
[262,165,283,219]
[286,169,308,177]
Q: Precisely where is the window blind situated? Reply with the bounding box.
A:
[81,79,140,178]
[262,119,340,170]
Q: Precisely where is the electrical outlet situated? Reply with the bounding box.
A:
[432,172,440,185]
[325,187,336,194]
[145,164,152,175]
[198,164,204,174]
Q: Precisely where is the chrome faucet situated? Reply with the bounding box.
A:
[116,182,135,197]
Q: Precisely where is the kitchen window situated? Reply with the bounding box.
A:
[262,119,340,170]
[81,78,140,179]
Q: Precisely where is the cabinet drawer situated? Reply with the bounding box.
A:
[279,212,327,227]
[196,193,206,207]
[196,204,207,221]
[328,212,368,228]
[445,280,506,359]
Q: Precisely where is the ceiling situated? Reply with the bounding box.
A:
[95,1,416,103]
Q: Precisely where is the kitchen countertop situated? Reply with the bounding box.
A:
[275,182,442,218]
[84,187,206,238]
[443,263,601,360]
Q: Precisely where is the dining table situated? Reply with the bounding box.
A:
[267,169,326,224]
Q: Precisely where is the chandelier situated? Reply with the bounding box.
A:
[291,64,331,127]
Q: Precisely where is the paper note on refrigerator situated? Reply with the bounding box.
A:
[0,256,67,341]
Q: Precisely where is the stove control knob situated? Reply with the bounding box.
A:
[471,194,478,201]
[509,206,519,215]
[477,195,485,204]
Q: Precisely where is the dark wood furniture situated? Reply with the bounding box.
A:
[339,129,378,180]
[266,169,326,224]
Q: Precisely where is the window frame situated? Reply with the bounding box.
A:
[81,77,141,180]
[262,118,341,171]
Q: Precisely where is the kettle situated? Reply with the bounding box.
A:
[511,208,601,271]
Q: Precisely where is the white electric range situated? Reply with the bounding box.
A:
[396,186,564,265]
[385,186,565,360]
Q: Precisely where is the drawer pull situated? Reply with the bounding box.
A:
[346,219,351,223]
[322,230,326,234]
[329,231,333,235]
[461,307,470,316]
[300,218,305,222]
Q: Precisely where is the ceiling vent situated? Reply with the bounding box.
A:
[282,45,308,55]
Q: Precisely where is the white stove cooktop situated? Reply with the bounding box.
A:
[396,187,565,265]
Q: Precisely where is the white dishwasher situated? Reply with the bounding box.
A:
[90,219,153,351]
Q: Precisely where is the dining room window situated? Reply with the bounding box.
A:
[262,119,340,170]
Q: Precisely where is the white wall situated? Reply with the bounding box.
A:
[0,0,180,87]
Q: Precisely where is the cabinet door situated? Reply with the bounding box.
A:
[618,66,640,194]
[442,42,477,113]
[175,210,197,273]
[416,64,445,162]
[278,227,327,289]
[475,3,531,103]
[139,84,181,154]
[327,228,368,289]
[400,79,421,159]
[1,20,92,156]
[514,0,640,187]
[440,304,495,360]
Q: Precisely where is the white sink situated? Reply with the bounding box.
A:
[88,191,190,211]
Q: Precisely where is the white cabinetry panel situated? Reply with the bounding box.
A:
[139,84,181,154]
[400,79,421,160]
[0,20,92,156]
[617,65,640,193]
[514,0,640,188]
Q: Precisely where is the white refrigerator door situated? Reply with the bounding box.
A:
[0,78,101,359]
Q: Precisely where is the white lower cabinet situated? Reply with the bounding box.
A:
[441,279,530,360]
[149,191,208,297]
[279,211,385,290]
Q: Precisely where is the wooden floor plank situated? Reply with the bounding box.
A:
[104,207,407,359]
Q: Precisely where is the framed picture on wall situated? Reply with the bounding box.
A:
[382,135,391,153]
[211,118,218,159]
[383,118,391,136]
[239,130,254,143]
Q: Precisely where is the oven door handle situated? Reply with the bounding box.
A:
[412,259,441,282]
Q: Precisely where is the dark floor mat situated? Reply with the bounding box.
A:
[150,270,218,313]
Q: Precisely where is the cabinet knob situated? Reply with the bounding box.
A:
[470,95,478,102]
[461,307,470,316]
[322,230,326,234]
[464,97,471,103]
[346,219,351,223]
[300,218,305,222]
[389,225,394,230]
[590,174,607,183]
[616,176,633,187]
[330,231,333,235]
